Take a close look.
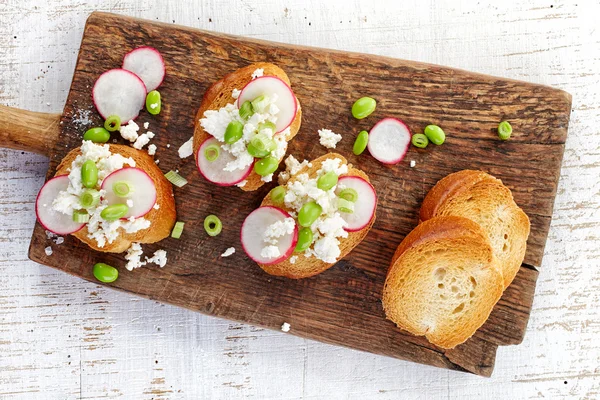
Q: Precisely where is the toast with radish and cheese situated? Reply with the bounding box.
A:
[36,141,176,253]
[382,216,504,349]
[419,170,530,289]
[193,62,302,191]
[240,153,377,279]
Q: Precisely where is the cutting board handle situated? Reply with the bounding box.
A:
[0,105,61,157]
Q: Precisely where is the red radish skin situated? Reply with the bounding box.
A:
[92,69,147,123]
[196,137,253,186]
[36,175,85,235]
[336,176,377,232]
[101,167,157,219]
[237,76,298,134]
[122,46,165,92]
[367,118,411,165]
[241,206,298,265]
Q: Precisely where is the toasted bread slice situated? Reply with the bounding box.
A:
[192,62,302,191]
[420,170,530,288]
[382,216,504,349]
[259,153,376,279]
[55,144,176,253]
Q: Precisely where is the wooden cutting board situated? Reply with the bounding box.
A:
[1,12,571,377]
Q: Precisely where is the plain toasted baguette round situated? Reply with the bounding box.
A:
[192,62,302,191]
[420,170,530,288]
[54,144,177,253]
[258,153,376,279]
[383,216,504,349]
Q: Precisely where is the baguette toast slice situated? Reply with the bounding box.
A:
[382,216,504,349]
[55,144,176,253]
[420,170,530,288]
[192,62,302,191]
[259,153,376,279]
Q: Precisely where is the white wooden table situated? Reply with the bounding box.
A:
[1,0,599,398]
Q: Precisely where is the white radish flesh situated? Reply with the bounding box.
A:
[101,167,157,219]
[237,76,297,133]
[122,47,165,92]
[36,175,85,235]
[196,137,253,186]
[367,118,411,164]
[336,176,377,232]
[241,206,298,265]
[92,69,147,122]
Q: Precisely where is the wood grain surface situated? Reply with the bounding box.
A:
[21,11,570,377]
[1,0,598,398]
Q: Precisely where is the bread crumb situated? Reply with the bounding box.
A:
[221,247,236,257]
[44,246,53,256]
[281,322,291,332]
[410,160,416,168]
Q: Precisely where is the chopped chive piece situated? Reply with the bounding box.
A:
[251,95,269,113]
[113,181,133,197]
[411,133,429,148]
[204,215,222,237]
[80,189,101,209]
[338,188,358,203]
[165,170,188,187]
[204,144,220,162]
[337,198,355,213]
[104,115,121,132]
[73,210,90,223]
[258,121,276,133]
[171,221,185,239]
[498,121,512,140]
[239,100,254,120]
[250,133,276,153]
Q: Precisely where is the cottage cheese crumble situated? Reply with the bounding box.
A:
[221,247,236,257]
[125,243,168,270]
[119,120,140,142]
[318,128,342,149]
[251,68,264,79]
[178,137,194,158]
[281,322,291,332]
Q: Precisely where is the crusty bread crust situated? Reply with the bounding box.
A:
[192,62,302,191]
[419,170,530,288]
[55,144,176,253]
[383,216,504,349]
[258,153,376,279]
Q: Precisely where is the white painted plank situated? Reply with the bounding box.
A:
[1,0,599,399]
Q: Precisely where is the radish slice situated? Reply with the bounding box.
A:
[36,175,85,235]
[336,176,377,232]
[101,167,157,219]
[196,137,253,186]
[237,76,297,133]
[241,206,298,265]
[92,69,147,122]
[122,47,165,92]
[367,118,411,164]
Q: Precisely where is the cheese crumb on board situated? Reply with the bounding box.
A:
[45,246,53,256]
[221,247,236,257]
[318,128,342,149]
[410,160,416,168]
[281,322,291,332]
[146,249,168,268]
[147,144,157,156]
[143,122,150,129]
[119,120,140,142]
[178,137,194,158]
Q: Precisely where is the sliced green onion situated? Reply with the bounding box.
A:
[247,142,269,158]
[204,215,222,237]
[250,133,276,153]
[251,95,269,113]
[317,171,338,191]
[80,189,101,209]
[72,209,90,223]
[498,121,512,140]
[239,100,254,120]
[113,181,133,198]
[258,121,276,133]
[338,188,358,203]
[412,133,429,148]
[270,186,286,204]
[100,204,129,221]
[204,144,220,162]
[171,221,185,239]
[104,115,121,132]
[165,170,188,187]
[337,198,355,213]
